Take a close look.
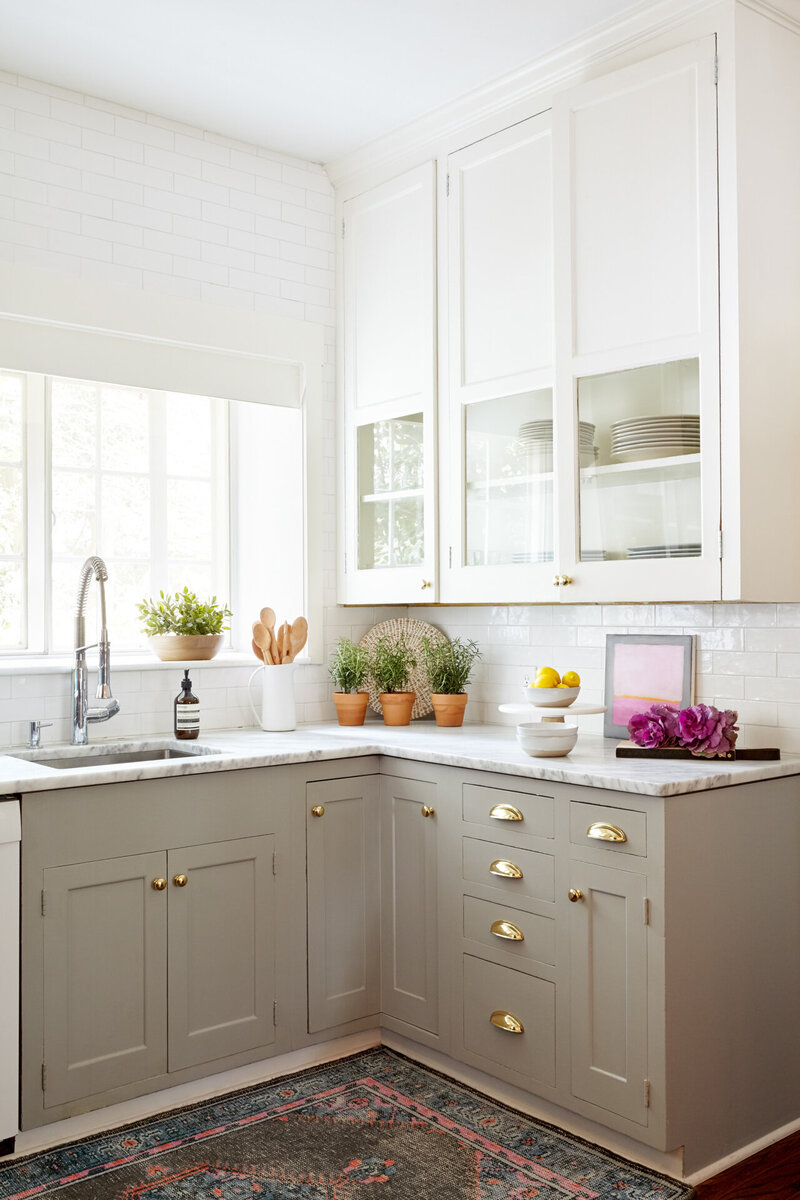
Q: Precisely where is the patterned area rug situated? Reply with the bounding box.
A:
[0,1049,694,1199]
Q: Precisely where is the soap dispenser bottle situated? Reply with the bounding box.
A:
[174,669,200,740]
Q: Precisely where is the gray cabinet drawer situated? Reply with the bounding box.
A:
[462,783,554,839]
[463,954,556,1087]
[569,802,647,858]
[463,895,555,967]
[463,837,555,902]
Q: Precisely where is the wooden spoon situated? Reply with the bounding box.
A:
[276,621,291,664]
[252,621,274,665]
[287,616,308,661]
[260,607,276,633]
[251,637,265,664]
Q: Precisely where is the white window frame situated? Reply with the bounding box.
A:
[0,261,325,666]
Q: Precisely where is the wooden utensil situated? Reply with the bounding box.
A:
[260,607,276,633]
[251,637,265,664]
[276,621,291,664]
[287,616,308,661]
[252,621,274,665]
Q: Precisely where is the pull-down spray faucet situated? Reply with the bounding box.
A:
[72,556,120,745]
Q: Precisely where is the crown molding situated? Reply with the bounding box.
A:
[325,0,728,191]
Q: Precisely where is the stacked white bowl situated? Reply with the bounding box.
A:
[516,721,579,757]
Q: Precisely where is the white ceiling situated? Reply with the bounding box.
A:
[0,0,642,164]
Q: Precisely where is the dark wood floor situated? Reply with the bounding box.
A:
[694,1130,800,1198]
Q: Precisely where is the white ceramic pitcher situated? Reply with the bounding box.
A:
[248,662,297,731]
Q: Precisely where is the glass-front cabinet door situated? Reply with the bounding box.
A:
[441,112,556,602]
[553,36,720,601]
[341,163,437,603]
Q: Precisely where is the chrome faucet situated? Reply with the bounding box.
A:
[72,556,120,745]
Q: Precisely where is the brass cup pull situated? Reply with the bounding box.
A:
[421,805,435,818]
[173,874,188,888]
[568,888,584,903]
[490,1010,524,1035]
[491,919,524,942]
[311,805,325,818]
[151,877,167,891]
[489,803,523,822]
[489,859,523,880]
[587,821,627,843]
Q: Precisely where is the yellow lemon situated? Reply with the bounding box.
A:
[555,682,569,689]
[535,667,561,687]
[562,670,581,688]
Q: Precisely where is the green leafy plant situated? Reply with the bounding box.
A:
[137,588,232,636]
[368,633,417,694]
[421,636,482,695]
[329,637,369,693]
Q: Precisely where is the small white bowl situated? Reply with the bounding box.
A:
[523,685,580,707]
[516,721,579,758]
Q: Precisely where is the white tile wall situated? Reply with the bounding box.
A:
[2,71,800,759]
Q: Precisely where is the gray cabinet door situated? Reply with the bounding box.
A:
[568,859,648,1124]
[307,777,380,1033]
[168,835,276,1071]
[380,775,438,1033]
[43,853,168,1108]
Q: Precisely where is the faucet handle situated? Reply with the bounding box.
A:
[28,720,53,749]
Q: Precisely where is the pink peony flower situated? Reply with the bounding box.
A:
[628,703,680,748]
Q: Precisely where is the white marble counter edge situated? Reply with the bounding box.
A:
[1,724,799,797]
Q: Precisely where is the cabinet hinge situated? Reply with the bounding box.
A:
[643,897,650,925]
[448,546,453,569]
[341,218,345,239]
[41,1063,47,1093]
[446,173,450,197]
[718,529,723,559]
[644,1079,651,1108]
[41,889,46,917]
[273,1000,278,1027]
[713,54,718,85]
[272,850,277,876]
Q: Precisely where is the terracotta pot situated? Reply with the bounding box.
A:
[333,691,369,726]
[379,692,416,726]
[147,634,223,662]
[431,692,469,727]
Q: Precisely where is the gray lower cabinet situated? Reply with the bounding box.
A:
[379,774,438,1034]
[306,775,381,1033]
[22,769,295,1129]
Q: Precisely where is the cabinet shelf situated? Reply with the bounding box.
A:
[581,453,700,481]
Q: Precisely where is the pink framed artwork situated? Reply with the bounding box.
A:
[604,634,695,737]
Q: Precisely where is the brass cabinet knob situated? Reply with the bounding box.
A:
[553,574,574,587]
[151,877,167,891]
[489,859,523,880]
[552,574,561,587]
[587,821,627,843]
[173,873,188,887]
[489,803,523,822]
[421,579,432,589]
[311,805,325,818]
[490,1010,524,1034]
[568,888,584,902]
[491,919,524,942]
[421,805,435,818]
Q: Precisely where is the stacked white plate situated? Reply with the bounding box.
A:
[627,543,701,559]
[517,421,597,469]
[511,550,554,564]
[610,415,700,463]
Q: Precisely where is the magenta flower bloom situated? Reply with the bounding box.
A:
[679,704,739,757]
[628,703,680,748]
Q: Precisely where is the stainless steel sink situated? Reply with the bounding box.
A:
[10,743,218,770]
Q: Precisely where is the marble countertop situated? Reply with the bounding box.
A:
[1,723,799,797]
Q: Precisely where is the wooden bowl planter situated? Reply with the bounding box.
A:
[148,633,223,661]
[333,692,369,726]
[430,692,469,727]
[379,692,416,726]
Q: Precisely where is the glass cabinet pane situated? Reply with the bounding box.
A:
[357,414,424,570]
[578,359,701,563]
[465,389,553,567]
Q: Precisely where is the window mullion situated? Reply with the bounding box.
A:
[26,374,47,652]
[149,390,168,592]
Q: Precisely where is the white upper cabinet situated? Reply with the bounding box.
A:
[553,37,721,602]
[441,114,556,602]
[340,163,437,603]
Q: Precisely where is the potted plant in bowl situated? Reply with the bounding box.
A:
[329,637,370,725]
[421,636,482,726]
[137,588,232,661]
[368,633,417,726]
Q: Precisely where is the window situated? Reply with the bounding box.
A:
[0,368,306,657]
